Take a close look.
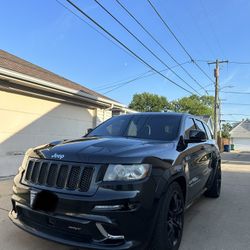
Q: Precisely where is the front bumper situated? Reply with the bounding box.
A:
[9,203,134,249]
[9,171,159,250]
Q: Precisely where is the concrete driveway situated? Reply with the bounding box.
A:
[0,151,250,250]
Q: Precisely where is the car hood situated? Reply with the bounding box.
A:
[29,137,177,164]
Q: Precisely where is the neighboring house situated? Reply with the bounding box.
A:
[0,49,130,176]
[230,119,250,151]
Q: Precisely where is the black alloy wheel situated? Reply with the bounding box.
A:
[167,192,184,248]
[150,182,184,250]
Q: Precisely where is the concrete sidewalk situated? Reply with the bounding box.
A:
[0,155,23,178]
[0,152,250,249]
[222,151,250,165]
[180,160,250,250]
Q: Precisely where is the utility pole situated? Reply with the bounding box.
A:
[208,59,228,143]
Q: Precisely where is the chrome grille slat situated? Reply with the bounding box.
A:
[24,159,94,192]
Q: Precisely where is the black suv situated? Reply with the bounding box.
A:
[9,113,221,250]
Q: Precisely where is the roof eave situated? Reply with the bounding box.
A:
[0,66,126,109]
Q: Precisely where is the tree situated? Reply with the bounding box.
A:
[129,92,171,112]
[221,123,233,138]
[171,95,214,116]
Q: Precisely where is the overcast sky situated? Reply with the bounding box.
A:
[1,0,250,122]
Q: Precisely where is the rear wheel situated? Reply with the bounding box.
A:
[205,163,221,198]
[150,182,184,250]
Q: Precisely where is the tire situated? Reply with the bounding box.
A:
[205,163,221,198]
[149,182,184,250]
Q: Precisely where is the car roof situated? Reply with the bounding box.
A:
[120,112,189,117]
[119,112,207,122]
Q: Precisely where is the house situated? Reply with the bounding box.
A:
[230,119,250,151]
[0,49,131,176]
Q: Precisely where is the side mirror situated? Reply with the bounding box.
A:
[87,128,93,134]
[83,128,93,137]
[186,129,206,143]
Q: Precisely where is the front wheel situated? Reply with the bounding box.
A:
[150,182,184,250]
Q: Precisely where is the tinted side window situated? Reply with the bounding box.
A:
[204,123,213,139]
[184,118,196,139]
[195,120,207,138]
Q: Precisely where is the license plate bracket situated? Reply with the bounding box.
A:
[31,190,58,212]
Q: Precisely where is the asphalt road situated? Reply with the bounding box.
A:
[0,151,250,250]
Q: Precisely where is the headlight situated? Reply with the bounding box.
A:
[103,164,151,181]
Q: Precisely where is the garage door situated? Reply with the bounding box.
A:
[0,91,95,175]
[232,138,250,151]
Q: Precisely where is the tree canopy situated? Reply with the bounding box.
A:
[171,95,214,116]
[129,93,214,116]
[221,123,233,138]
[128,92,171,112]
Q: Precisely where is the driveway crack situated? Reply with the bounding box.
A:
[0,207,9,212]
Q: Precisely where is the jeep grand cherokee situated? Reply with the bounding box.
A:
[9,113,221,250]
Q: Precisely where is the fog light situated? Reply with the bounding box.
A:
[93,205,124,211]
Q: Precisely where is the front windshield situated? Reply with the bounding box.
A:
[87,115,181,141]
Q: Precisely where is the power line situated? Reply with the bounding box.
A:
[93,0,201,95]
[195,63,214,83]
[147,0,214,83]
[186,8,217,58]
[65,0,194,94]
[103,73,152,94]
[222,102,250,106]
[115,0,208,94]
[198,0,226,58]
[222,114,250,116]
[101,61,191,94]
[95,70,152,91]
[202,83,215,89]
[55,0,139,62]
[229,61,250,65]
[197,60,250,65]
[220,90,250,95]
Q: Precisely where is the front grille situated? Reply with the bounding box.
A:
[25,159,94,192]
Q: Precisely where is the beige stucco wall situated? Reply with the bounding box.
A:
[0,90,97,176]
[96,108,112,126]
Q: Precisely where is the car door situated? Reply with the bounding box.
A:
[192,119,213,192]
[182,117,211,201]
[202,122,216,186]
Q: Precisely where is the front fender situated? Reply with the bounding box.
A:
[142,156,187,201]
[154,167,187,201]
